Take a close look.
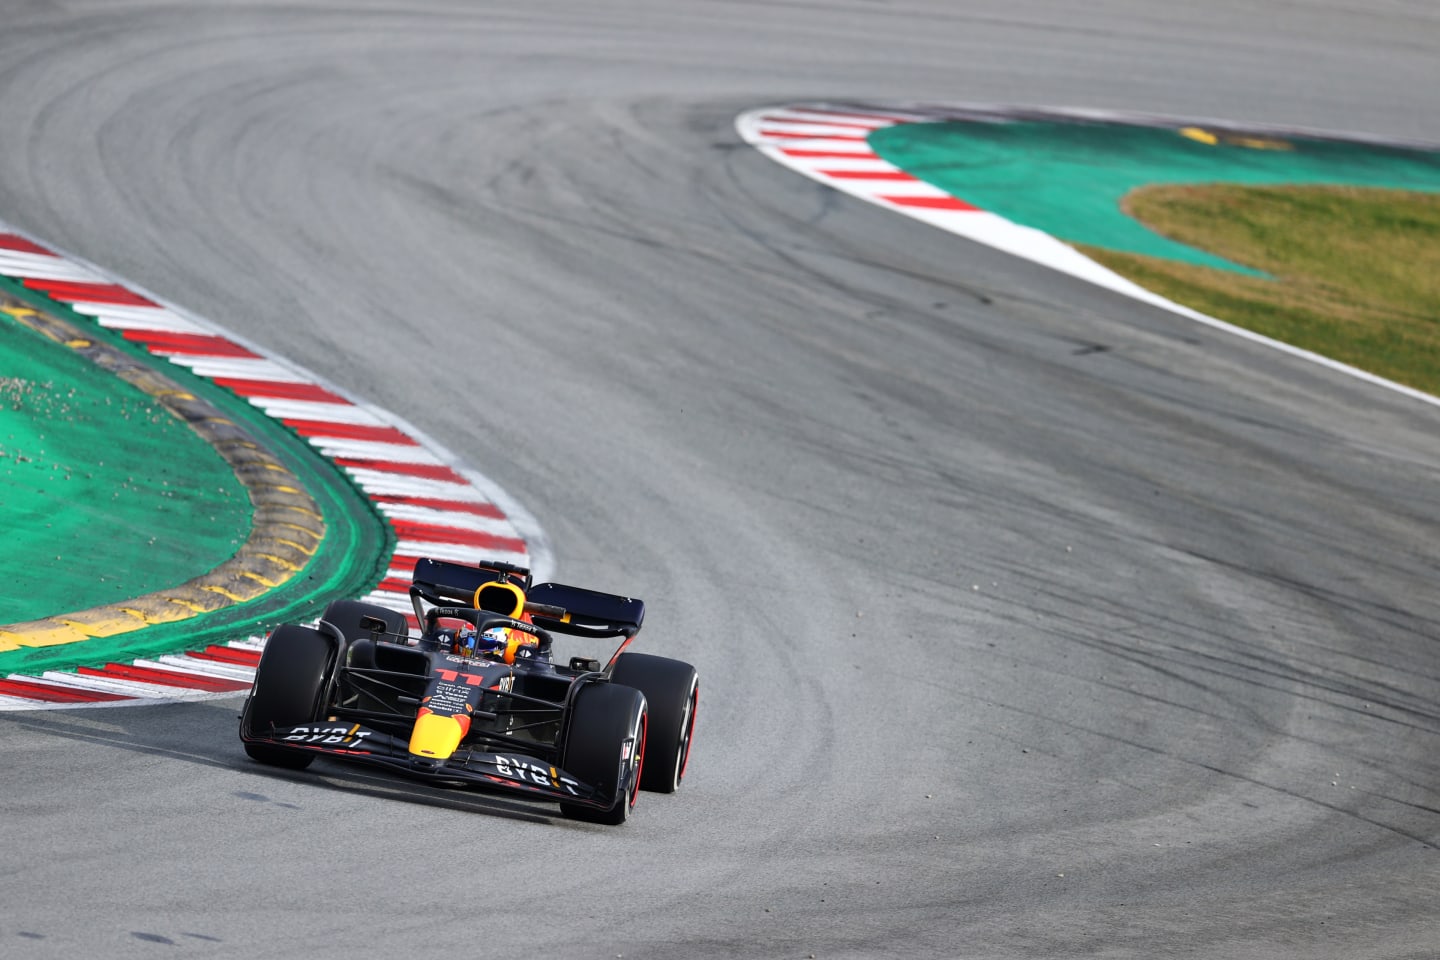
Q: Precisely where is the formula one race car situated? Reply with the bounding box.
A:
[238,558,698,824]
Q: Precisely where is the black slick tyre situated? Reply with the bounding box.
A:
[559,682,648,825]
[610,653,698,793]
[241,624,334,770]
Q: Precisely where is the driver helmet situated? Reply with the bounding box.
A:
[476,626,509,657]
[475,625,540,664]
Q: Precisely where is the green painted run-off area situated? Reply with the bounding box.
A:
[0,310,252,621]
[868,121,1440,273]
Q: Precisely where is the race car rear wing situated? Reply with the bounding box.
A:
[410,558,645,639]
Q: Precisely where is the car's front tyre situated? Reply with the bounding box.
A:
[240,624,335,770]
[559,682,648,824]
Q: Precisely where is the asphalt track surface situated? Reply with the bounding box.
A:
[3,3,1440,958]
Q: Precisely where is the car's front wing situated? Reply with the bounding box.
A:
[243,721,618,810]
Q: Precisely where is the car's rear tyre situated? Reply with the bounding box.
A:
[559,682,648,825]
[241,624,335,770]
[610,653,698,793]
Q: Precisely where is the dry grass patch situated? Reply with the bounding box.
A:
[1080,184,1440,395]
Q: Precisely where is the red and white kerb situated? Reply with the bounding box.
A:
[735,103,1162,295]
